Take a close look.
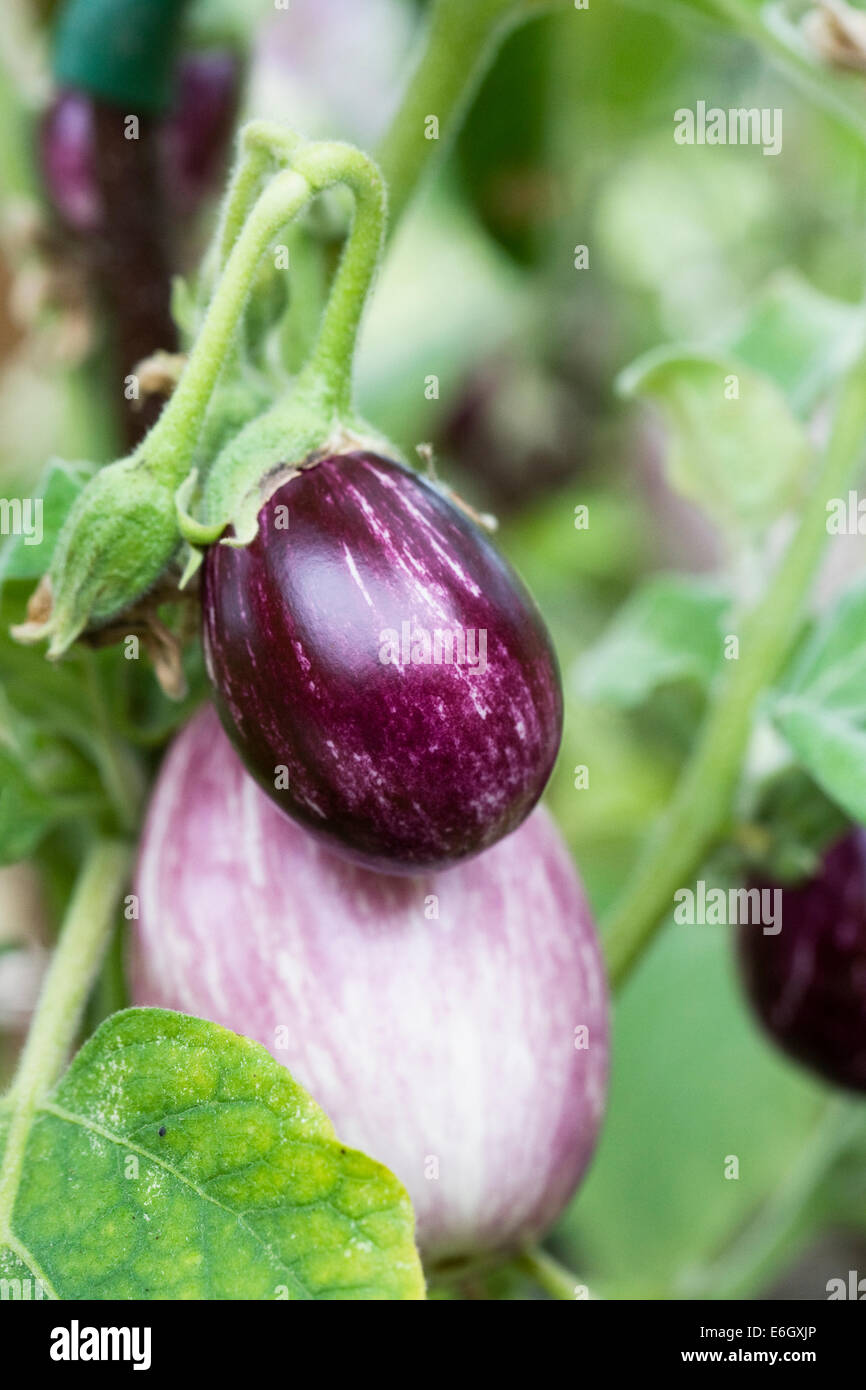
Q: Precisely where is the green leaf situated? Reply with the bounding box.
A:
[771,577,866,826]
[574,574,730,708]
[727,272,866,419]
[0,1009,425,1300]
[0,459,93,585]
[618,347,812,534]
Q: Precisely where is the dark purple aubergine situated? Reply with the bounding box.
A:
[738,831,866,1093]
[202,451,563,874]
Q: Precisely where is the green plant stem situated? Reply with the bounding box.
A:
[603,358,866,987]
[190,127,300,379]
[679,1099,860,1299]
[293,143,386,415]
[377,0,561,233]
[516,1244,589,1300]
[0,839,132,1239]
[217,123,306,270]
[138,168,313,487]
[150,137,385,485]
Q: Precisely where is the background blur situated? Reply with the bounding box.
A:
[1,0,865,1298]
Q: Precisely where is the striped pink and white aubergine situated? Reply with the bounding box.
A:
[133,706,609,1264]
[201,451,563,874]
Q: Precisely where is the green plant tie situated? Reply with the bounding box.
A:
[53,0,191,112]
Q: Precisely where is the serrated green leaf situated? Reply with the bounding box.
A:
[0,1009,425,1300]
[771,577,866,826]
[574,574,730,708]
[0,459,93,586]
[727,272,866,418]
[618,347,812,534]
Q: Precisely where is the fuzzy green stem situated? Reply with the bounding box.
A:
[0,839,132,1239]
[292,142,387,415]
[146,138,384,474]
[377,0,560,232]
[217,122,307,271]
[515,1245,590,1300]
[604,357,866,988]
[189,125,307,392]
[138,168,314,486]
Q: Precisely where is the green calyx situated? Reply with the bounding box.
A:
[12,458,178,657]
[13,124,388,661]
[180,369,395,556]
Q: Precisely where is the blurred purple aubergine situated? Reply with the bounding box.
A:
[40,50,241,232]
[40,89,101,234]
[133,705,609,1263]
[738,830,866,1093]
[202,451,563,875]
[160,50,241,213]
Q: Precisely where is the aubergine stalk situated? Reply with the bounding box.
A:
[187,131,562,873]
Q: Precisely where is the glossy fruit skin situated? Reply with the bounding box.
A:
[132,706,608,1263]
[738,830,866,1093]
[202,451,563,874]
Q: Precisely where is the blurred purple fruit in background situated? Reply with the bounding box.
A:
[738,830,866,1093]
[40,50,241,232]
[40,89,101,233]
[161,50,241,214]
[439,354,599,514]
[133,705,609,1264]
